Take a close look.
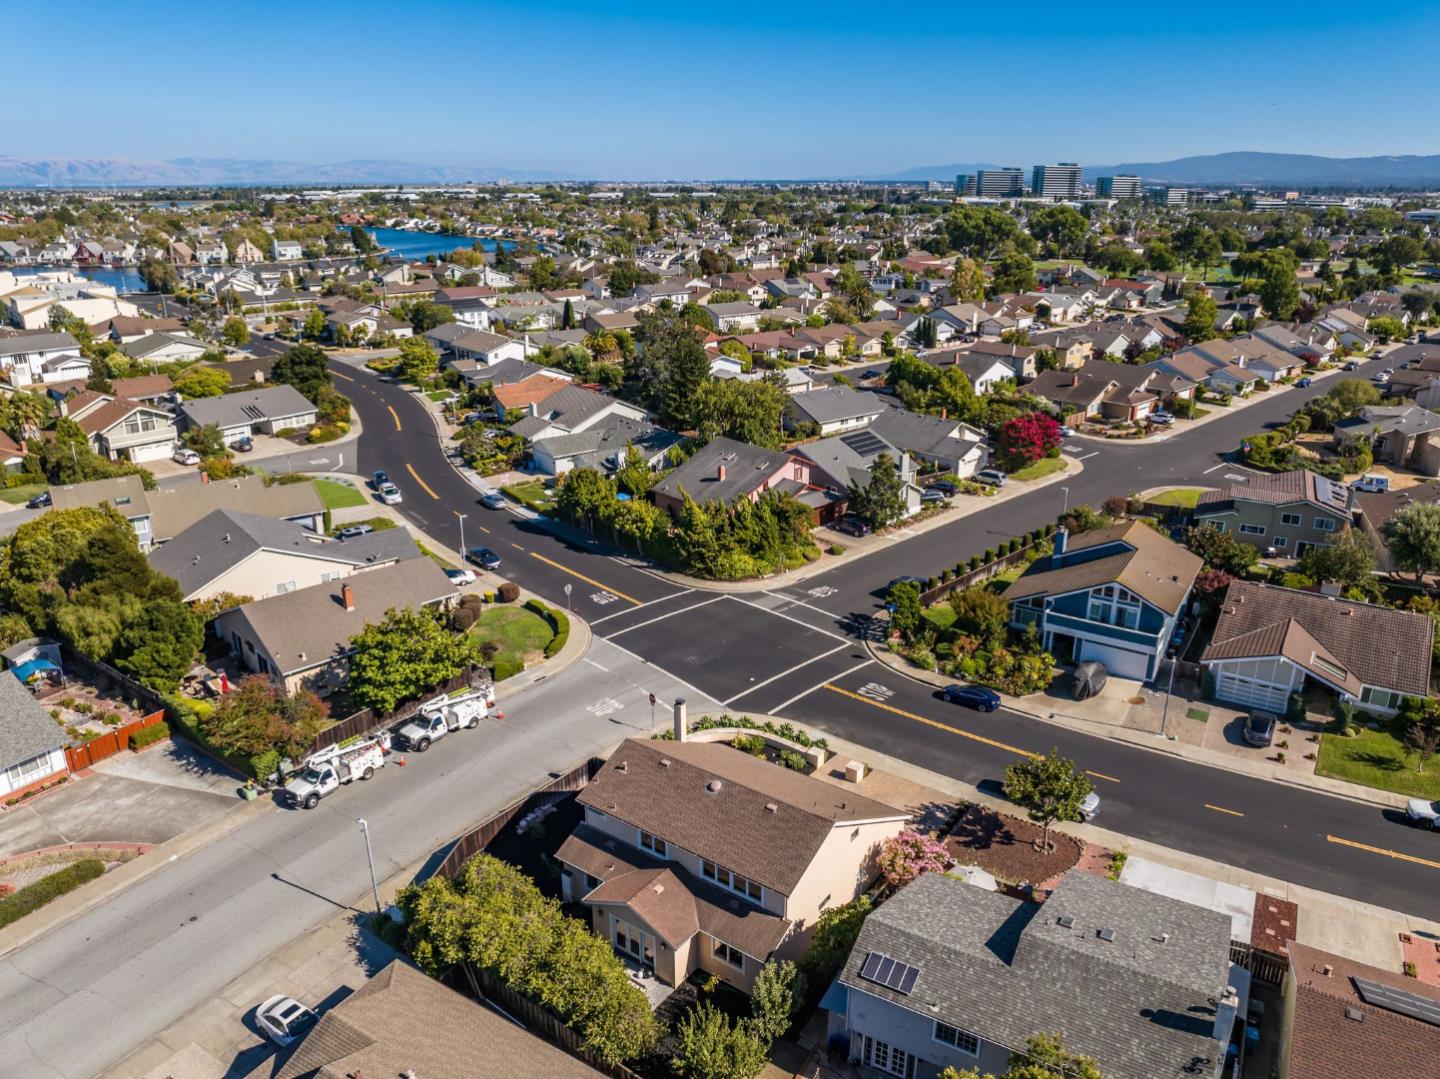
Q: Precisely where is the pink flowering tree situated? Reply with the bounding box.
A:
[996,412,1062,471]
[877,829,952,891]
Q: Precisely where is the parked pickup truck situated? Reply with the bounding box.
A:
[286,739,385,809]
[393,687,495,752]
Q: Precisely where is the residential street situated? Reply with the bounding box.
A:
[0,639,714,1079]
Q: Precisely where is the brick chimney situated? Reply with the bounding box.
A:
[717,463,727,482]
[673,698,688,742]
[341,583,355,611]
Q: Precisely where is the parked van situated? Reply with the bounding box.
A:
[1353,474,1390,493]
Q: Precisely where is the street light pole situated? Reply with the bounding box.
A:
[357,817,382,917]
[1158,653,1178,739]
[454,511,467,563]
[1060,486,1070,516]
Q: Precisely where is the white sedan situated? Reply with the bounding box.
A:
[172,448,201,465]
[256,995,318,1046]
[1407,799,1440,829]
[446,568,477,586]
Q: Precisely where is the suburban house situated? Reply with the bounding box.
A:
[868,407,990,478]
[925,349,1014,395]
[508,385,648,442]
[177,385,318,445]
[433,285,499,329]
[0,330,83,385]
[829,870,1238,1079]
[1352,481,1440,575]
[795,429,921,521]
[446,328,532,366]
[1157,348,1260,395]
[110,373,176,405]
[148,509,421,603]
[530,415,682,477]
[651,437,815,517]
[120,332,210,364]
[49,474,324,551]
[57,389,177,463]
[1026,362,1192,425]
[0,429,25,474]
[0,665,70,801]
[555,737,908,993]
[1193,469,1351,556]
[272,960,599,1079]
[1333,404,1440,475]
[215,557,458,695]
[703,301,763,333]
[786,387,887,437]
[1200,580,1433,715]
[271,239,303,261]
[1003,521,1203,681]
[964,340,1037,381]
[1276,941,1440,1079]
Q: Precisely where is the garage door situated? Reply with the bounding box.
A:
[1214,671,1290,712]
[129,440,175,463]
[1077,640,1151,680]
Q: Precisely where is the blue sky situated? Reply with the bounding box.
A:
[12,2,1440,178]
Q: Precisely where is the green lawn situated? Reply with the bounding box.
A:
[312,478,366,509]
[0,483,46,505]
[470,606,554,671]
[922,606,957,633]
[1010,458,1068,482]
[1148,488,1207,509]
[1316,727,1440,799]
[503,479,556,513]
[425,389,454,402]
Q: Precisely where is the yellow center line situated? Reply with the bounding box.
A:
[477,525,491,534]
[1086,770,1121,784]
[331,370,355,382]
[511,543,526,551]
[822,684,1039,760]
[528,552,641,606]
[387,405,402,431]
[404,463,439,500]
[1327,834,1440,871]
[1204,803,1245,817]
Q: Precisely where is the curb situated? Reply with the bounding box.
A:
[861,636,1404,812]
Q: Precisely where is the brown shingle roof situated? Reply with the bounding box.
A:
[1196,468,1349,512]
[575,739,905,896]
[1201,581,1433,697]
[1284,941,1440,1079]
[1002,520,1202,613]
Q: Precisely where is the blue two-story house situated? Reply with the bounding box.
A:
[1002,520,1202,681]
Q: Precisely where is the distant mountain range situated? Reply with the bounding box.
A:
[866,152,1440,189]
[0,157,578,188]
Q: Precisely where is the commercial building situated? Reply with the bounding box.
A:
[1030,163,1082,199]
[953,174,977,197]
[975,168,1025,198]
[1096,175,1141,199]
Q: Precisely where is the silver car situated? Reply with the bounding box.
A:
[256,995,318,1046]
[377,482,403,505]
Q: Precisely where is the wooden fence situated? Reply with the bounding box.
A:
[1230,940,1288,986]
[65,710,166,771]
[436,756,604,880]
[456,963,644,1079]
[918,541,1041,607]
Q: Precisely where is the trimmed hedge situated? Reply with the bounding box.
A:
[492,655,524,682]
[524,599,571,659]
[0,859,105,929]
[129,722,170,750]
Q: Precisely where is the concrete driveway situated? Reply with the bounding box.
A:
[0,741,239,858]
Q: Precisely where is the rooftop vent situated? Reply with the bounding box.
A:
[707,779,723,794]
[1345,1007,1365,1022]
[1153,932,1171,944]
[1056,915,1075,929]
[617,761,628,773]
[660,758,671,768]
[1097,928,1116,943]
[765,802,778,813]
[1322,964,1334,977]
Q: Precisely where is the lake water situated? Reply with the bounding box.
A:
[365,227,511,261]
[8,265,148,293]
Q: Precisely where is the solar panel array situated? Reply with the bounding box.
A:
[859,951,919,995]
[840,430,889,458]
[1352,976,1440,1027]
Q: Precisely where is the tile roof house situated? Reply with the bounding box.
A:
[830,870,1238,1079]
[1200,580,1433,714]
[214,557,458,696]
[61,391,177,463]
[0,666,70,800]
[149,509,420,603]
[1194,469,1351,555]
[274,959,599,1079]
[1278,941,1440,1079]
[556,737,907,993]
[1157,347,1260,395]
[1003,521,1203,681]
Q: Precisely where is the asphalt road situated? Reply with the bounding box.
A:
[0,639,713,1078]
[335,355,1440,921]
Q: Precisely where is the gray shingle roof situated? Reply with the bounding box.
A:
[0,671,66,769]
[841,871,1231,1079]
[178,385,316,430]
[651,436,797,508]
[786,386,887,426]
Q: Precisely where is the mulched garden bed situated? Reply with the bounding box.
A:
[944,805,1083,889]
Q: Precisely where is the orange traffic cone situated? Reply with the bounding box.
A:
[396,756,407,766]
[493,707,504,721]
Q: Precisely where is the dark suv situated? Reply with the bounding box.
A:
[835,515,872,537]
[1243,710,1277,748]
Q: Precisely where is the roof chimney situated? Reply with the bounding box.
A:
[717,463,727,482]
[1053,526,1069,558]
[673,697,688,741]
[341,583,355,611]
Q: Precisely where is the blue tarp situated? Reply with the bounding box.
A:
[11,658,60,682]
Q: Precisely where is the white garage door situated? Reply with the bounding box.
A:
[1215,672,1290,712]
[1077,640,1151,680]
[129,440,175,463]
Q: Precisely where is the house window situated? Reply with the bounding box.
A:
[934,1021,980,1056]
[639,830,667,857]
[122,413,158,434]
[1361,687,1400,711]
[612,917,655,966]
[1240,524,1266,536]
[861,1035,916,1079]
[1088,585,1141,629]
[1280,513,1302,526]
[1314,517,1337,532]
[712,938,744,969]
[701,859,763,902]
[320,571,343,583]
[274,581,297,595]
[1211,521,1227,533]
[6,751,53,790]
[1272,536,1288,548]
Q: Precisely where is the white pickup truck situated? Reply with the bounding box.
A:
[286,739,385,809]
[393,686,495,752]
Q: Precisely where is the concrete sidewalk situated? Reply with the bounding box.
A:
[864,637,1410,810]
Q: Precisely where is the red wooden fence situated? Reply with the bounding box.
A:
[65,710,166,771]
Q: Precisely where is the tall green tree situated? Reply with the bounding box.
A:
[1003,750,1093,852]
[1028,205,1087,256]
[1257,249,1302,319]
[1182,291,1219,342]
[848,453,909,530]
[270,343,331,400]
[990,244,1037,295]
[1299,527,1376,592]
[1384,501,1440,582]
[950,257,987,302]
[692,378,786,448]
[673,1002,767,1079]
[396,336,440,384]
[346,606,474,714]
[112,596,204,692]
[220,316,250,348]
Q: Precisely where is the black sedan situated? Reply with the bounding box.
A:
[25,490,52,509]
[940,684,1002,711]
[468,546,503,570]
